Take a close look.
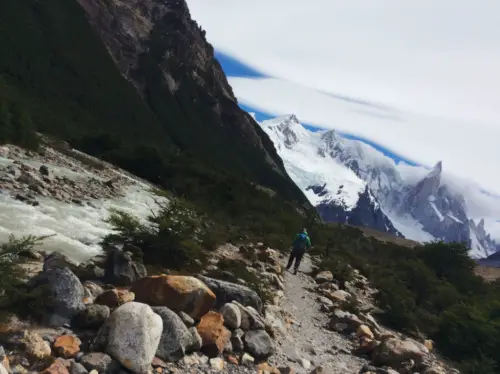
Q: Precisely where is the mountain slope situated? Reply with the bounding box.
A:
[0,0,311,239]
[262,115,499,258]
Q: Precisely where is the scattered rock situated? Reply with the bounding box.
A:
[209,357,225,371]
[104,302,163,373]
[241,353,255,366]
[178,311,195,327]
[41,359,69,374]
[244,330,274,360]
[69,362,88,374]
[151,306,193,362]
[104,248,147,286]
[94,288,134,308]
[220,303,241,329]
[197,275,263,313]
[53,335,81,358]
[74,304,110,329]
[231,329,245,352]
[232,301,265,330]
[356,325,374,340]
[31,267,85,326]
[196,311,231,358]
[132,275,216,320]
[20,330,52,359]
[80,353,119,373]
[315,271,333,284]
[372,337,426,368]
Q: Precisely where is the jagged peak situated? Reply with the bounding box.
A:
[428,161,442,178]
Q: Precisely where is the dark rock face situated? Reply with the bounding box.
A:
[309,185,402,237]
[104,248,147,286]
[75,0,306,203]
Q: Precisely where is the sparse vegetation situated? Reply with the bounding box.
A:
[0,235,48,322]
[317,230,500,373]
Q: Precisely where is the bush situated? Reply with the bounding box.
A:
[103,197,209,271]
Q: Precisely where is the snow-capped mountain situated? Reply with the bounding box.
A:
[261,114,500,258]
[262,114,401,236]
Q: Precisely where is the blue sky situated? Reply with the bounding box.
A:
[216,52,419,167]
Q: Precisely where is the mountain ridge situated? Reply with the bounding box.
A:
[262,114,499,258]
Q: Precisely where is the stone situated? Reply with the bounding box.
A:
[231,329,245,352]
[69,362,88,374]
[300,358,311,370]
[151,306,193,362]
[178,311,195,327]
[220,303,241,329]
[53,335,81,358]
[131,275,216,320]
[94,288,134,308]
[372,337,427,367]
[424,339,434,351]
[80,353,119,373]
[241,353,255,366]
[74,304,110,329]
[197,275,263,313]
[82,281,104,301]
[356,325,374,340]
[327,290,351,303]
[196,311,231,357]
[39,165,50,176]
[315,271,333,284]
[99,302,162,373]
[257,362,280,374]
[232,301,265,330]
[209,358,225,371]
[244,330,274,360]
[30,267,85,326]
[329,309,363,333]
[278,367,295,374]
[423,366,447,374]
[41,359,69,374]
[309,367,325,374]
[104,248,147,286]
[20,330,52,359]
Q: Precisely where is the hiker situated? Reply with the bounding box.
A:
[286,228,311,274]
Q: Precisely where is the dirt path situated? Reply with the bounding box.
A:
[268,254,368,373]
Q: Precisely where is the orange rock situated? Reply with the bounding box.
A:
[227,355,239,365]
[257,362,280,374]
[196,311,230,357]
[41,359,70,374]
[53,335,81,358]
[131,275,216,319]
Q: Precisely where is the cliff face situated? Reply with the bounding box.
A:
[76,0,295,196]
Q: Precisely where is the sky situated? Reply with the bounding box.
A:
[188,0,500,198]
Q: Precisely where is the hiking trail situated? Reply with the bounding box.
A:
[268,254,368,373]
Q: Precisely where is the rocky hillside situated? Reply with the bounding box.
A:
[0,0,310,242]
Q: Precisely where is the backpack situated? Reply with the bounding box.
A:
[294,233,309,250]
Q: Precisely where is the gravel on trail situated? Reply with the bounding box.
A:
[267,254,368,374]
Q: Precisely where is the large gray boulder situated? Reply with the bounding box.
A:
[31,267,85,326]
[244,330,274,360]
[152,306,200,362]
[197,275,262,313]
[105,302,163,373]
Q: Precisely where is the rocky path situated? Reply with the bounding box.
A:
[269,255,367,373]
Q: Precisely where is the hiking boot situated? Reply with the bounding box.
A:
[293,269,298,275]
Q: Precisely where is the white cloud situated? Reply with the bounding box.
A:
[186,0,500,196]
[188,0,500,125]
[228,76,500,195]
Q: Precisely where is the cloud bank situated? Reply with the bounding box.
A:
[187,0,500,197]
